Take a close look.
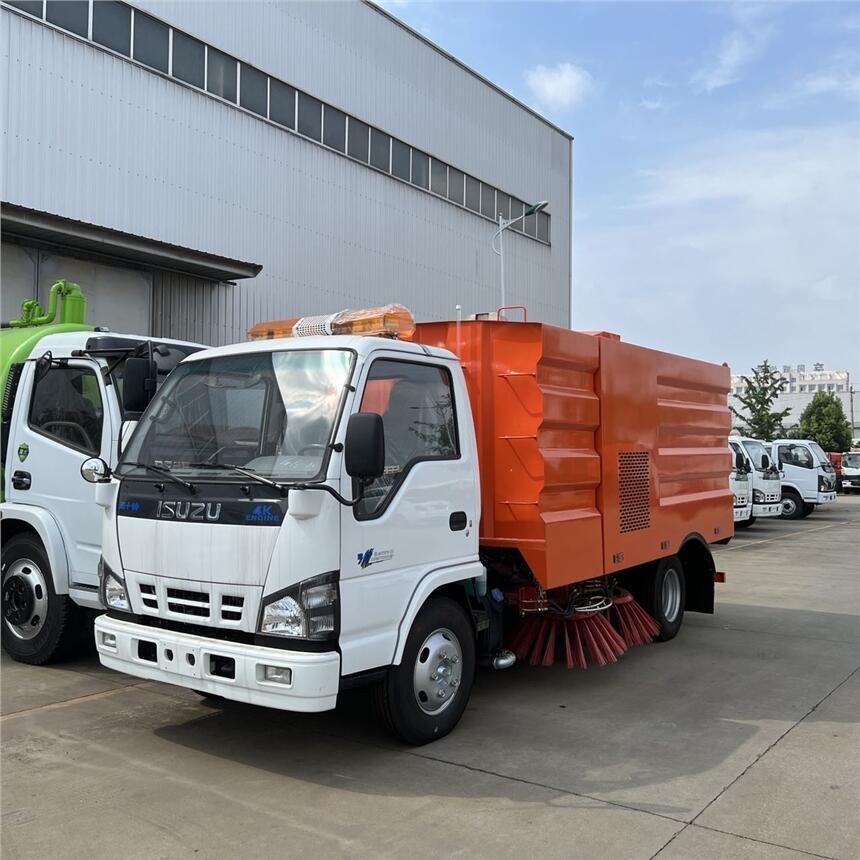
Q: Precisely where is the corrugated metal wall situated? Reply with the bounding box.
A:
[2,3,571,346]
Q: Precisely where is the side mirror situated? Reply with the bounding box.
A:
[761,453,770,469]
[81,456,111,483]
[122,357,157,415]
[734,451,745,471]
[344,412,385,480]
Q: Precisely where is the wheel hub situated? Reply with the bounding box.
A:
[413,627,463,715]
[2,559,48,640]
[661,567,682,623]
[3,575,34,625]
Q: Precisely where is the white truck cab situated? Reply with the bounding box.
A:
[2,326,200,663]
[840,451,860,493]
[766,439,837,519]
[92,331,484,742]
[727,441,752,525]
[730,437,782,527]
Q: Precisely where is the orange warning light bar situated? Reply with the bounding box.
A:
[247,304,416,341]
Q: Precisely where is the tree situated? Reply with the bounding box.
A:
[731,360,791,440]
[795,391,852,452]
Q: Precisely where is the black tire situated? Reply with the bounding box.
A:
[735,516,756,529]
[799,502,815,518]
[374,597,475,745]
[780,490,803,520]
[1,534,80,665]
[644,556,686,642]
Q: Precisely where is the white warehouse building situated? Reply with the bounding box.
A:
[1,0,572,345]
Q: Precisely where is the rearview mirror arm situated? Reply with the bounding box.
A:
[292,480,367,508]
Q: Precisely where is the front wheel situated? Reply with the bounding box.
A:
[648,557,686,642]
[736,516,756,529]
[780,490,803,520]
[374,597,475,745]
[799,502,815,518]
[1,534,79,664]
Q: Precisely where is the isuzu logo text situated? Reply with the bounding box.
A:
[156,501,222,521]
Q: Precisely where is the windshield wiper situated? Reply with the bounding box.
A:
[187,462,288,494]
[116,461,196,494]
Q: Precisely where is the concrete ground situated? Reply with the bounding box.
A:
[2,498,858,860]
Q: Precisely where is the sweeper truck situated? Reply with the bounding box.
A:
[1,280,201,663]
[88,305,732,744]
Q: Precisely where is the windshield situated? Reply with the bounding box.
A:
[808,442,831,467]
[741,440,769,470]
[843,453,860,468]
[119,349,354,481]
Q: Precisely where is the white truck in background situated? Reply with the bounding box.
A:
[764,439,838,519]
[729,437,782,528]
[1,281,201,664]
[727,442,752,526]
[840,451,860,494]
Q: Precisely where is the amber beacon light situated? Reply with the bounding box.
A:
[247,304,416,341]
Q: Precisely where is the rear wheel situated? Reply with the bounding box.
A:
[736,515,756,529]
[780,490,803,519]
[644,557,685,642]
[374,597,475,745]
[1,534,79,664]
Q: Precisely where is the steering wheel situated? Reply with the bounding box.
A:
[41,421,95,451]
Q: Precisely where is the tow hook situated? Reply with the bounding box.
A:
[492,650,516,670]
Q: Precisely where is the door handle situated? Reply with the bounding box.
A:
[12,471,31,491]
[449,511,467,531]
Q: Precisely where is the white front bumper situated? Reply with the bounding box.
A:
[733,506,752,522]
[95,615,340,712]
[817,491,837,504]
[752,502,782,518]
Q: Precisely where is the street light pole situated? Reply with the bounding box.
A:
[491,200,548,318]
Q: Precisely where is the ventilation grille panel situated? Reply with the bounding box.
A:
[618,452,651,533]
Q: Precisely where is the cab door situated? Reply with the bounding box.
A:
[8,359,112,587]
[338,353,479,675]
[777,443,815,500]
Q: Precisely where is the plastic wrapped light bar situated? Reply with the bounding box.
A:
[247,304,416,340]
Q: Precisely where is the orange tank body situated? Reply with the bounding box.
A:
[413,320,733,590]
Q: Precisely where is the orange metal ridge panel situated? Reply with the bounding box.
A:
[413,320,732,590]
[414,320,604,589]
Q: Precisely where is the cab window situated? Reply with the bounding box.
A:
[778,444,814,469]
[355,359,458,518]
[29,365,104,455]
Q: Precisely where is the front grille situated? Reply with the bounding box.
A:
[139,583,158,610]
[618,451,651,533]
[166,587,210,618]
[220,594,244,623]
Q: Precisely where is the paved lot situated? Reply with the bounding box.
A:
[2,498,858,859]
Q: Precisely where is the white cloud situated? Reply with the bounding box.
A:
[797,64,860,101]
[525,62,594,111]
[692,5,774,92]
[639,97,665,111]
[643,74,671,89]
[575,125,860,377]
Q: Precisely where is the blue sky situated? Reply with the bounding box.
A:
[382,1,860,380]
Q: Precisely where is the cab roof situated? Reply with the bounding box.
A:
[184,334,457,364]
[21,330,202,359]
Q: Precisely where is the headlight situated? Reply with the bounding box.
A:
[732,494,738,505]
[753,489,764,503]
[260,572,339,641]
[98,558,130,612]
